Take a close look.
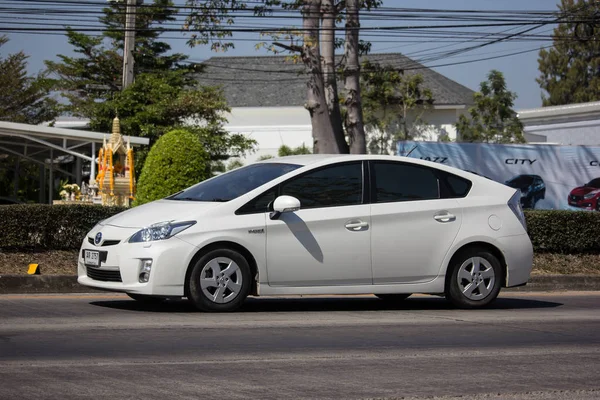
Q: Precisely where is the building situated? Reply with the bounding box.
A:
[197,53,475,163]
[518,101,600,145]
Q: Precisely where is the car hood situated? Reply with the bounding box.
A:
[570,186,599,196]
[101,200,223,229]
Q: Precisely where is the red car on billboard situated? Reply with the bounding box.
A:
[568,178,600,211]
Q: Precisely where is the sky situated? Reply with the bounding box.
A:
[2,0,561,110]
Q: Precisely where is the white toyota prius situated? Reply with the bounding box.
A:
[79,155,533,311]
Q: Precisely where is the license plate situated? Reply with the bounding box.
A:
[84,250,100,266]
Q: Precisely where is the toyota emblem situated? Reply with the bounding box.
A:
[94,232,103,245]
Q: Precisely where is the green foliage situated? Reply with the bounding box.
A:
[525,210,600,254]
[45,1,255,174]
[0,204,126,251]
[278,144,312,156]
[134,129,210,205]
[0,36,60,124]
[360,61,433,154]
[456,70,524,144]
[226,159,244,170]
[257,155,275,161]
[45,0,191,115]
[537,0,600,106]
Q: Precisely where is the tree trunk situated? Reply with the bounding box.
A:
[302,0,340,154]
[321,0,349,153]
[344,0,366,154]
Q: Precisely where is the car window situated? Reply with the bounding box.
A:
[280,162,363,209]
[236,189,277,215]
[168,163,301,202]
[372,162,440,203]
[442,173,472,198]
[588,178,600,188]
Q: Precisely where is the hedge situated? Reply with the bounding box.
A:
[1,205,600,254]
[0,204,126,251]
[524,210,600,254]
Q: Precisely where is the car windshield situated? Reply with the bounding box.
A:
[587,178,600,188]
[168,162,301,202]
[508,176,534,185]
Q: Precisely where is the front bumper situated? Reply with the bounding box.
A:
[568,198,597,210]
[78,225,197,296]
[497,234,534,287]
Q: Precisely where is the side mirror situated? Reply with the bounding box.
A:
[270,195,301,220]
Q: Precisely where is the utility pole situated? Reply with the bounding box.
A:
[121,0,137,90]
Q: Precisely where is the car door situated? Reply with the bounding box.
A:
[266,161,372,287]
[369,161,465,284]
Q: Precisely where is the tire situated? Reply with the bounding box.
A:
[445,248,502,309]
[127,293,166,304]
[375,293,411,302]
[187,248,252,312]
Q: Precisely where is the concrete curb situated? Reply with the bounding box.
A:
[1,274,599,294]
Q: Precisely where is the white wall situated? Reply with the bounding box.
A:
[224,107,312,164]
[225,105,467,165]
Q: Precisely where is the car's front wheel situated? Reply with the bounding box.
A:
[445,248,502,309]
[187,249,252,312]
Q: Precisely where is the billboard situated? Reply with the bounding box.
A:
[397,141,600,211]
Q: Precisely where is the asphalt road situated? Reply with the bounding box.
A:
[0,292,599,400]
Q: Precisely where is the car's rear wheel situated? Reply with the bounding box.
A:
[126,293,166,304]
[445,248,502,309]
[375,293,411,302]
[188,249,252,312]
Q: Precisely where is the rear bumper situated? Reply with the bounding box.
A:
[497,234,533,287]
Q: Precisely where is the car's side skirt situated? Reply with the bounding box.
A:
[258,276,446,296]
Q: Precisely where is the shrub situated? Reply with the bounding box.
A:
[0,204,126,251]
[134,128,210,206]
[525,210,600,254]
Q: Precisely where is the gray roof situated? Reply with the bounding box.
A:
[196,53,475,108]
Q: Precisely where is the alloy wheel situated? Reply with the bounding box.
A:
[199,257,243,304]
[456,257,496,301]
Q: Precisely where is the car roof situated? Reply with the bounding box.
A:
[258,154,445,167]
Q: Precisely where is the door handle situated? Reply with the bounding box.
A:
[345,220,369,231]
[433,213,456,223]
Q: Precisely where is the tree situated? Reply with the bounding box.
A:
[456,70,524,144]
[183,0,381,154]
[278,144,312,156]
[0,36,59,124]
[45,0,190,116]
[0,36,60,202]
[361,61,433,154]
[134,128,210,205]
[46,0,255,175]
[537,0,600,106]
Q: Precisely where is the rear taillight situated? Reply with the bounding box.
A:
[508,190,527,231]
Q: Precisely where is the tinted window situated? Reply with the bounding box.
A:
[168,163,300,202]
[373,162,439,203]
[237,189,276,214]
[588,178,600,188]
[442,173,472,198]
[280,163,363,209]
[508,175,534,185]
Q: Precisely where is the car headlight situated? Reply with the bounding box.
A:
[128,221,196,243]
[584,192,598,199]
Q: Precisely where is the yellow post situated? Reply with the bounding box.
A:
[128,148,134,199]
[109,145,114,196]
[27,264,40,275]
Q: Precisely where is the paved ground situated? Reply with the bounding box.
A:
[0,292,599,400]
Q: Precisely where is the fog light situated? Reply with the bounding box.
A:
[139,259,152,283]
